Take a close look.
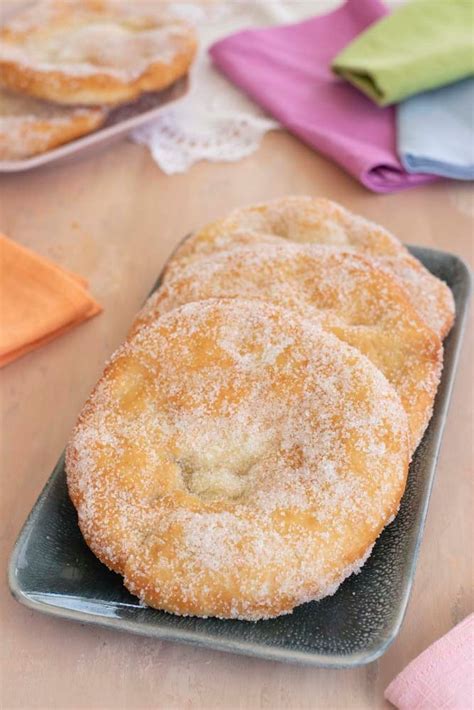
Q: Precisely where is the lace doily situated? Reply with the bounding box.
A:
[131,1,325,174]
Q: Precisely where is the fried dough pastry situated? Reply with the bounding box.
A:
[0,87,105,159]
[0,1,197,105]
[134,246,443,451]
[66,299,409,620]
[166,197,454,339]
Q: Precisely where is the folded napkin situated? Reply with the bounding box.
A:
[210,0,434,193]
[0,233,102,368]
[398,77,474,180]
[332,0,474,106]
[385,614,474,709]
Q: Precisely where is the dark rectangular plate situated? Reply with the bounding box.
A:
[8,246,471,668]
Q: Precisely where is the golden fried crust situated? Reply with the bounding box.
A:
[67,299,409,620]
[0,1,197,105]
[167,196,455,339]
[134,247,443,453]
[378,253,455,340]
[0,88,106,159]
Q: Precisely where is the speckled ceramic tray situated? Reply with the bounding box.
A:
[8,246,471,668]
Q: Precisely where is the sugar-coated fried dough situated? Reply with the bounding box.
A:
[67,299,409,620]
[0,1,197,105]
[0,87,106,159]
[134,246,443,452]
[167,197,454,338]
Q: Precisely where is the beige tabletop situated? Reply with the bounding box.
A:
[1,132,473,709]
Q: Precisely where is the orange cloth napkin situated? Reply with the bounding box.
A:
[0,233,102,368]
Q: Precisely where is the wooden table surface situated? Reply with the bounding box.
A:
[1,133,473,710]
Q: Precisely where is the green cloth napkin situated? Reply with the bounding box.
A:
[332,0,474,106]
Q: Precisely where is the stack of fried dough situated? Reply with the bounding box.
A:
[66,196,455,621]
[0,0,197,159]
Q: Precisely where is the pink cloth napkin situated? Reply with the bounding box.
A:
[209,0,436,193]
[385,614,474,709]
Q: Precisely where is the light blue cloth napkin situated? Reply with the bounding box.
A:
[397,77,474,180]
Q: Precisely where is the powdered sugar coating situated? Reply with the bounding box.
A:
[66,299,409,620]
[168,196,454,339]
[0,1,197,105]
[0,87,105,158]
[189,195,405,256]
[377,253,455,340]
[134,246,443,452]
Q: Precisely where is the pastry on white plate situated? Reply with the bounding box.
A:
[0,87,106,159]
